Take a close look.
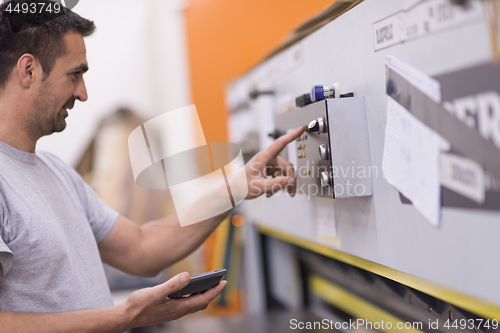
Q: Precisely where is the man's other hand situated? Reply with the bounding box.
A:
[245,126,304,199]
[124,272,227,328]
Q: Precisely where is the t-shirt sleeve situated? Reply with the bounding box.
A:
[39,152,119,243]
[0,195,14,277]
[0,241,13,278]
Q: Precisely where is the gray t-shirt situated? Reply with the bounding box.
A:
[0,141,118,313]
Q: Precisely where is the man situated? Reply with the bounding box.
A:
[0,0,302,331]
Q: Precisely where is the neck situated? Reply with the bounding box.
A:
[0,95,38,153]
[0,128,37,153]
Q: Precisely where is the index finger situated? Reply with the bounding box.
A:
[260,126,304,162]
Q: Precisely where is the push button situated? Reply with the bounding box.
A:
[320,171,331,188]
[307,117,326,133]
[318,144,329,161]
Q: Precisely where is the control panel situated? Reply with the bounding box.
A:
[275,97,372,199]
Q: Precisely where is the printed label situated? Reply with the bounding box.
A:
[441,153,485,204]
[374,0,483,51]
[374,12,405,50]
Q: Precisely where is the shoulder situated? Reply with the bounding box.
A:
[37,151,70,169]
[37,151,82,178]
[36,151,89,193]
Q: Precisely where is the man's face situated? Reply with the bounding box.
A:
[26,32,88,137]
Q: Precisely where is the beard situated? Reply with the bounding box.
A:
[24,81,70,139]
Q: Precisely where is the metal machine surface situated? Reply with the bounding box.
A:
[226,0,500,319]
[275,97,372,199]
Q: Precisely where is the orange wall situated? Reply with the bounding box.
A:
[185,0,334,143]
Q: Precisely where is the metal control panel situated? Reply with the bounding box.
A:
[227,0,500,314]
[327,97,372,198]
[275,100,332,198]
[275,97,372,199]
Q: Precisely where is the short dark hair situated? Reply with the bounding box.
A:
[0,0,95,90]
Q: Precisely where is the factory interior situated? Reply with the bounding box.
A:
[1,0,500,332]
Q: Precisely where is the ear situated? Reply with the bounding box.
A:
[17,54,37,88]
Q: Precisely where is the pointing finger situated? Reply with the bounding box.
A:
[260,126,304,163]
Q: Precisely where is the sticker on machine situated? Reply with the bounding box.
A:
[373,11,405,51]
[315,197,340,247]
[440,153,485,204]
[373,0,483,51]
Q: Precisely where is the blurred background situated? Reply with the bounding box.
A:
[36,0,335,330]
[31,0,500,331]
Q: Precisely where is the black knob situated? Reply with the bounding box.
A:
[308,119,319,133]
[250,88,274,100]
[307,117,326,133]
[268,129,284,139]
[295,93,312,107]
[340,92,354,98]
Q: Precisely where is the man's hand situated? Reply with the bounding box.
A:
[245,127,304,199]
[0,271,226,333]
[124,272,227,328]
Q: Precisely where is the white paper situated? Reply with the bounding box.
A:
[315,198,339,246]
[386,54,441,103]
[383,97,441,226]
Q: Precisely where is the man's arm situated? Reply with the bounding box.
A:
[0,271,227,333]
[99,212,229,277]
[98,127,304,277]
